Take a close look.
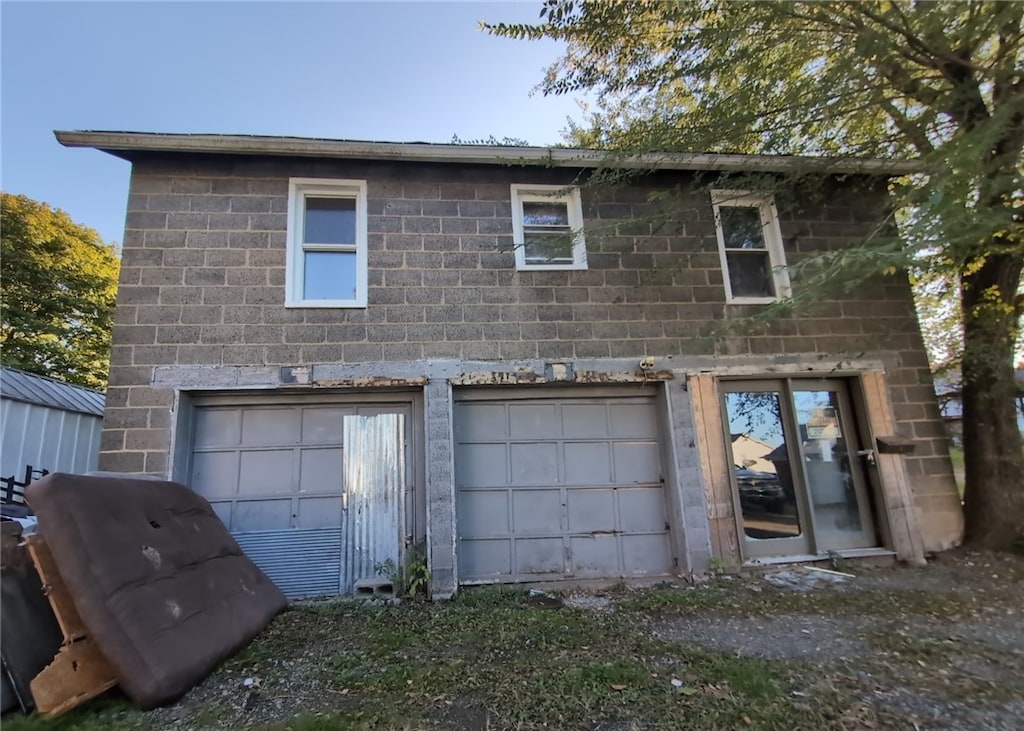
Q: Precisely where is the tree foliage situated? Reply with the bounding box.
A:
[1,192,120,389]
[486,1,1024,549]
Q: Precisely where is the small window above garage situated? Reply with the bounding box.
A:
[510,184,588,271]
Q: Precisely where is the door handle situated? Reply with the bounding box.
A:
[856,449,876,466]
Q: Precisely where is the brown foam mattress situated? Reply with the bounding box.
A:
[25,473,287,709]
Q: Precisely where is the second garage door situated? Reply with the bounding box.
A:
[455,389,675,584]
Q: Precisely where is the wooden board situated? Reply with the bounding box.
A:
[688,373,741,565]
[25,534,88,642]
[859,371,926,566]
[29,639,117,717]
[24,534,119,717]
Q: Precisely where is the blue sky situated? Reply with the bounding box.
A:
[1,1,585,245]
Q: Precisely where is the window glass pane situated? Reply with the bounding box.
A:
[726,251,776,298]
[303,251,357,301]
[793,390,864,536]
[724,391,802,540]
[304,197,356,244]
[524,232,573,264]
[523,201,569,227]
[720,206,766,249]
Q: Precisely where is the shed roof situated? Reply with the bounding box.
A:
[0,367,106,417]
[54,130,924,176]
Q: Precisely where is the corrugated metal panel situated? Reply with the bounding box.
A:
[0,367,105,417]
[0,399,102,482]
[234,528,342,599]
[342,414,404,594]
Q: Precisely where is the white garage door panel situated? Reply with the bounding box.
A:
[562,404,609,436]
[566,489,616,532]
[609,405,659,438]
[234,499,292,532]
[239,450,293,495]
[457,491,509,537]
[516,537,565,575]
[194,409,240,447]
[512,490,562,534]
[622,534,674,574]
[509,404,560,438]
[191,452,239,497]
[455,392,674,584]
[510,443,558,484]
[301,407,350,443]
[460,539,512,578]
[617,487,669,532]
[454,403,507,440]
[564,442,612,484]
[613,442,662,483]
[299,448,343,491]
[570,534,618,577]
[456,444,507,487]
[241,408,298,446]
[297,496,343,530]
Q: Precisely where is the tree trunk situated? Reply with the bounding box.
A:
[960,250,1024,551]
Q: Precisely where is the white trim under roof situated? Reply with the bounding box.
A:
[53,130,923,175]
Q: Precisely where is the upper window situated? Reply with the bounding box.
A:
[711,190,790,303]
[286,178,368,308]
[510,185,587,270]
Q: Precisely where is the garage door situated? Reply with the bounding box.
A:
[189,399,409,598]
[455,390,674,583]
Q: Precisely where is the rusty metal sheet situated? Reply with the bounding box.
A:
[342,414,405,594]
[314,377,428,389]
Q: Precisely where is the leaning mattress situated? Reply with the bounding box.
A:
[25,473,288,709]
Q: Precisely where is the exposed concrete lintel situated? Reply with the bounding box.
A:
[152,355,881,394]
[152,365,281,390]
[685,357,887,377]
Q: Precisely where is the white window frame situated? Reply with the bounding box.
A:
[286,178,368,308]
[711,189,791,304]
[510,184,588,271]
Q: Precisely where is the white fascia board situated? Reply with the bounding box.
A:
[54,130,924,176]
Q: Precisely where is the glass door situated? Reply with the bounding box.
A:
[722,379,877,558]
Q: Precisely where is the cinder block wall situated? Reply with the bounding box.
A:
[102,154,960,550]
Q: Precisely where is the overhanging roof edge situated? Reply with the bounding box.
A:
[54,130,924,175]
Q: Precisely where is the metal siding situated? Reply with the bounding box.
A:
[455,392,673,584]
[0,399,102,483]
[234,528,342,598]
[0,367,105,417]
[342,414,404,594]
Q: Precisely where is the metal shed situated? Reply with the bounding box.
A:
[0,367,105,501]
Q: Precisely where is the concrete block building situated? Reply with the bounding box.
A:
[57,131,962,598]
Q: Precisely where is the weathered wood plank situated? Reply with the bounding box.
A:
[24,535,88,642]
[860,371,926,565]
[30,640,117,717]
[689,373,741,565]
[25,534,120,716]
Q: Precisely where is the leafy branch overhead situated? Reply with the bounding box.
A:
[1,192,120,389]
[486,1,1023,551]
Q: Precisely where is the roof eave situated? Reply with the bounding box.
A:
[54,130,923,176]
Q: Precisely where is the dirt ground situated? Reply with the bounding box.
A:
[645,550,1024,730]
[5,548,1023,731]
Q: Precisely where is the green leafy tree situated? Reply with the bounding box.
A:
[1,192,120,389]
[486,1,1023,550]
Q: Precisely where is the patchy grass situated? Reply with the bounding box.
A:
[6,551,1022,730]
[0,700,149,731]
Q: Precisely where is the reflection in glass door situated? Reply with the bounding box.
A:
[722,380,877,558]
